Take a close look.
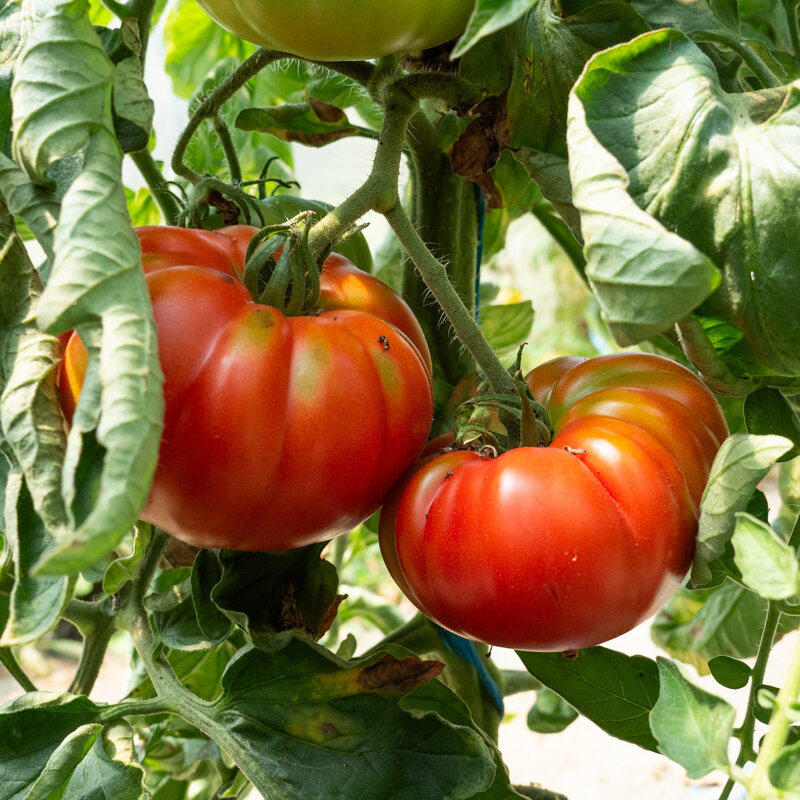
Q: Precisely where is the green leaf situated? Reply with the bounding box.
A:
[23,723,102,800]
[517,646,660,750]
[652,579,798,675]
[649,657,735,778]
[201,636,495,800]
[732,512,800,600]
[452,0,536,58]
[526,688,578,734]
[1,473,70,645]
[163,0,253,99]
[770,739,800,792]
[692,433,792,585]
[0,220,68,538]
[707,655,752,690]
[102,525,150,594]
[744,387,800,461]
[208,545,340,641]
[60,721,148,800]
[0,692,101,800]
[567,29,800,373]
[480,301,533,357]
[236,101,361,147]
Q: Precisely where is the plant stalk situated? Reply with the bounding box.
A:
[63,598,117,696]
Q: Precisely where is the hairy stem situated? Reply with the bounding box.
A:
[129,149,182,225]
[172,48,284,184]
[213,114,243,184]
[696,31,783,89]
[0,647,37,692]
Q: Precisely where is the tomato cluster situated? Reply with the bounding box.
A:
[379,353,728,651]
[59,225,434,551]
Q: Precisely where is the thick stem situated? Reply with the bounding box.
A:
[783,0,800,60]
[0,647,37,692]
[696,31,783,89]
[736,601,782,764]
[747,630,800,799]
[387,202,514,395]
[63,598,117,697]
[129,149,181,225]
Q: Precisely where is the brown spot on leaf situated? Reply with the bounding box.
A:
[358,655,444,693]
[308,97,347,124]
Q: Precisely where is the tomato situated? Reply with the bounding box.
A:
[194,0,475,61]
[379,353,728,651]
[60,225,433,551]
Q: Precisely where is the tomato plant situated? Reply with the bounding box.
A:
[380,353,728,651]
[4,1,800,800]
[193,0,475,61]
[60,225,433,550]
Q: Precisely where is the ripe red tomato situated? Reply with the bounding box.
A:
[379,353,728,651]
[60,226,434,551]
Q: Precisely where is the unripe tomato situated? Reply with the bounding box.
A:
[379,353,728,651]
[60,225,433,551]
[194,0,475,61]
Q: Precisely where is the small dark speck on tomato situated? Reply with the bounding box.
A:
[379,335,390,351]
[219,274,235,284]
[445,472,453,479]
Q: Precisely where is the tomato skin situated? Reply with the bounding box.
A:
[380,352,728,651]
[60,226,433,551]
[195,0,474,61]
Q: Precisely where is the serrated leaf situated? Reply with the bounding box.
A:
[11,0,113,184]
[732,512,800,600]
[652,579,798,675]
[480,301,533,357]
[1,472,70,645]
[744,387,800,461]
[517,646,660,750]
[526,688,578,735]
[0,220,68,538]
[452,0,536,58]
[102,525,150,594]
[692,433,792,584]
[567,29,800,372]
[0,692,102,800]
[650,658,735,778]
[199,637,494,800]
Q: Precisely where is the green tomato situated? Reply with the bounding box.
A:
[194,0,474,61]
[252,194,374,273]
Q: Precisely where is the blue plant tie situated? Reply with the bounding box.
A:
[434,623,505,717]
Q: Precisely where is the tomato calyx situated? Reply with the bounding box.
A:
[241,212,321,315]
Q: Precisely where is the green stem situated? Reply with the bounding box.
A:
[696,31,783,89]
[128,150,182,225]
[783,0,800,61]
[747,629,800,799]
[63,598,117,696]
[213,114,243,184]
[0,647,37,692]
[387,202,514,395]
[736,601,782,764]
[172,48,282,184]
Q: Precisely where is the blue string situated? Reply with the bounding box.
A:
[430,185,504,720]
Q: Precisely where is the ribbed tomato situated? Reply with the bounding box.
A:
[379,353,727,651]
[60,225,433,551]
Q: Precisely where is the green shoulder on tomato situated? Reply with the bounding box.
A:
[194,0,475,61]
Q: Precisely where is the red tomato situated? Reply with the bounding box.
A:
[60,226,433,551]
[379,353,728,651]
